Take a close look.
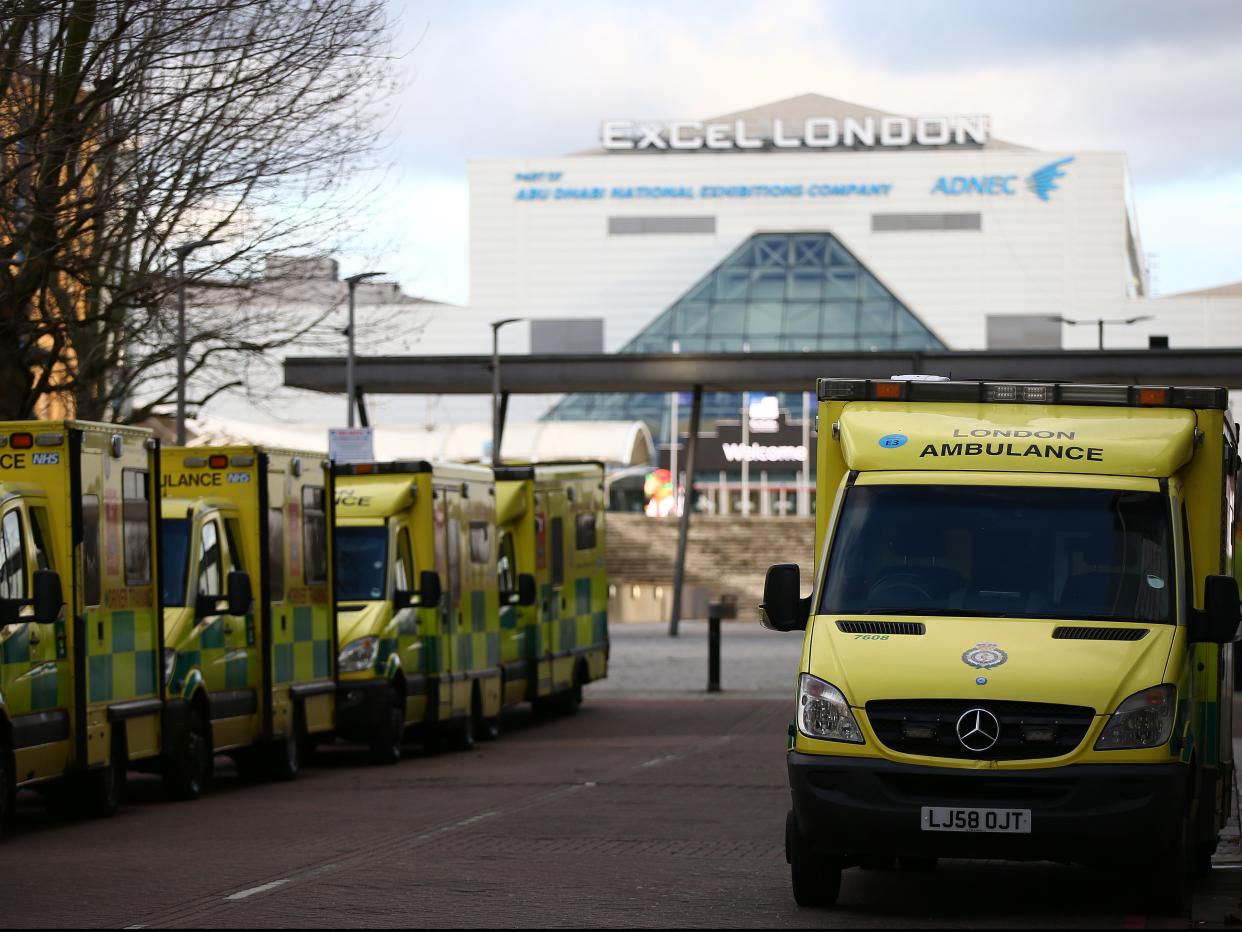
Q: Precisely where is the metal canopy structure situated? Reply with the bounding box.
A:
[284,347,1242,635]
[285,348,1242,396]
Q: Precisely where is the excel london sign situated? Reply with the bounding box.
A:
[601,115,990,152]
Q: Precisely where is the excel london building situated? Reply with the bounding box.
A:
[444,94,1235,513]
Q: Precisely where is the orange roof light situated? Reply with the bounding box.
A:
[208,454,229,469]
[1137,388,1169,406]
[874,382,903,400]
[10,433,33,449]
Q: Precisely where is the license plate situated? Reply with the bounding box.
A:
[921,806,1031,833]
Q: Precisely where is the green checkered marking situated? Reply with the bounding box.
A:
[425,636,442,675]
[499,605,518,630]
[112,612,135,653]
[575,578,591,616]
[294,610,314,643]
[457,634,474,670]
[226,652,249,689]
[558,617,577,651]
[2,626,30,664]
[591,611,608,645]
[313,640,331,678]
[471,591,486,632]
[89,654,112,702]
[30,666,59,710]
[200,619,225,650]
[275,643,294,683]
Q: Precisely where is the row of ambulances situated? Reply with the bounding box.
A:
[0,421,608,830]
[763,378,1242,916]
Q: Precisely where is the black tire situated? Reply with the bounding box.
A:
[898,856,937,872]
[1195,841,1215,878]
[369,692,404,765]
[478,710,501,741]
[85,732,126,818]
[786,810,842,908]
[166,704,211,800]
[556,668,584,716]
[858,856,895,870]
[445,694,476,752]
[1147,814,1193,916]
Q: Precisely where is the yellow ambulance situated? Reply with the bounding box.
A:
[763,378,1240,914]
[159,446,336,791]
[493,462,608,714]
[0,421,170,821]
[332,461,501,760]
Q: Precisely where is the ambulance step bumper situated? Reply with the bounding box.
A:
[788,751,1186,864]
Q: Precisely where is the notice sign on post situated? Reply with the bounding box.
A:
[329,427,374,465]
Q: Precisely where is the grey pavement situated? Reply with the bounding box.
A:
[587,620,802,698]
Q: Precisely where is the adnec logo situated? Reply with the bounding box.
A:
[931,156,1074,200]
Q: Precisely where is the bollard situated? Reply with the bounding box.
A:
[707,594,737,693]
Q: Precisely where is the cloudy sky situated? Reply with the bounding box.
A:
[353,0,1242,305]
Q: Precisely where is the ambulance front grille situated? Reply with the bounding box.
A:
[865,699,1095,760]
[1052,626,1149,641]
[836,620,926,636]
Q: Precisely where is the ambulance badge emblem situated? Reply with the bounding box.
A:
[962,643,1008,670]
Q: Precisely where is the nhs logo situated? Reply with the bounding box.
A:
[931,157,1074,201]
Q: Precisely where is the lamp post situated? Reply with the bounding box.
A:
[344,271,384,427]
[490,318,522,465]
[173,238,222,445]
[1048,315,1154,351]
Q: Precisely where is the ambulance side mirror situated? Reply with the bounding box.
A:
[517,573,537,607]
[32,570,63,624]
[760,563,811,632]
[1191,575,1241,644]
[226,570,252,617]
[418,570,442,608]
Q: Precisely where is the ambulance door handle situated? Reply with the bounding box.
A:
[27,628,39,646]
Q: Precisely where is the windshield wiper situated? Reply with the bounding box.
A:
[862,608,1015,618]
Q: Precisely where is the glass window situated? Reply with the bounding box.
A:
[122,469,151,585]
[394,527,413,591]
[82,495,101,606]
[792,236,827,266]
[708,336,745,352]
[787,270,823,301]
[224,518,244,573]
[469,521,489,564]
[825,269,859,300]
[575,513,597,551]
[336,525,386,601]
[675,301,710,336]
[820,485,1173,623]
[828,239,853,266]
[497,530,517,599]
[0,510,26,599]
[784,303,820,335]
[550,517,564,586]
[746,302,784,337]
[268,508,285,600]
[302,486,327,583]
[29,506,52,571]
[749,269,786,301]
[161,518,191,607]
[859,270,888,300]
[822,302,858,336]
[713,268,749,301]
[858,333,895,351]
[197,519,223,597]
[861,299,895,333]
[754,236,788,267]
[709,302,745,337]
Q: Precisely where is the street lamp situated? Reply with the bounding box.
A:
[344,271,384,427]
[1048,315,1153,351]
[173,238,223,445]
[490,318,522,465]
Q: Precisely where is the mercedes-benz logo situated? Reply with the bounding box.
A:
[956,708,1001,753]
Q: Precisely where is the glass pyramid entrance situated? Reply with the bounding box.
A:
[544,232,944,443]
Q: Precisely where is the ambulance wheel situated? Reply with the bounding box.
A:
[369,695,404,765]
[86,732,126,818]
[166,704,210,800]
[446,701,476,752]
[787,810,841,908]
[1147,813,1193,916]
[898,856,938,872]
[476,706,501,741]
[557,666,585,716]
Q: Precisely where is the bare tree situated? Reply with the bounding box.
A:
[0,0,397,421]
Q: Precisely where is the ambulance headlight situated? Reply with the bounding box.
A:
[1095,685,1176,750]
[338,636,380,674]
[797,674,864,744]
[163,648,177,684]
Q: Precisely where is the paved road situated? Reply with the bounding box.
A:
[0,693,1215,928]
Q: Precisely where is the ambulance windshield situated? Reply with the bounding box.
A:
[161,518,191,606]
[820,485,1173,623]
[336,525,387,601]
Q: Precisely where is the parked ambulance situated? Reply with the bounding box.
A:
[159,446,336,790]
[763,379,1241,915]
[331,461,500,760]
[493,462,609,714]
[0,421,191,822]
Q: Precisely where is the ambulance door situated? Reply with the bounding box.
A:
[543,491,567,688]
[392,522,425,723]
[194,514,253,746]
[435,488,468,720]
[0,500,69,779]
[221,514,260,740]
